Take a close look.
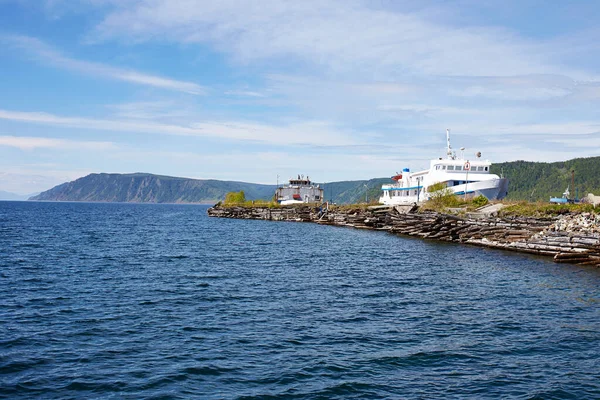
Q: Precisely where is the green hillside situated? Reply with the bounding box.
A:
[491,156,600,201]
[321,178,391,204]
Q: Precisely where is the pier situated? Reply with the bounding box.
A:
[207,204,600,267]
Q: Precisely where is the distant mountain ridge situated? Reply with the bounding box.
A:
[29,173,276,204]
[0,190,37,201]
[29,172,389,204]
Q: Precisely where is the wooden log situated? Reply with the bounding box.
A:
[554,257,591,264]
[554,252,591,260]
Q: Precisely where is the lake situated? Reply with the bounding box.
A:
[1,201,599,399]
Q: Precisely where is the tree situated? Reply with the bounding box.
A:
[427,182,459,208]
[224,190,246,204]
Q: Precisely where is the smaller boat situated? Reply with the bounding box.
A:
[276,175,324,205]
[550,187,571,204]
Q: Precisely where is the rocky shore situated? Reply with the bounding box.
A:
[207,204,600,267]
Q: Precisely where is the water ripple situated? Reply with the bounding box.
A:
[0,201,599,399]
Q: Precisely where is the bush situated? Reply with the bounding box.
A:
[471,195,489,208]
[224,190,246,205]
[427,182,460,209]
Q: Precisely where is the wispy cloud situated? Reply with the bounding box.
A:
[106,101,193,120]
[0,108,361,147]
[0,169,94,195]
[3,35,205,94]
[0,135,116,150]
[90,0,596,80]
[224,90,266,98]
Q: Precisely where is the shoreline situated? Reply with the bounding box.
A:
[207,204,600,267]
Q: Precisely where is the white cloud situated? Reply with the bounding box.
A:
[89,0,595,79]
[103,147,423,183]
[3,35,205,94]
[440,122,600,137]
[107,101,193,120]
[0,170,93,195]
[224,90,266,98]
[0,135,116,150]
[0,108,361,147]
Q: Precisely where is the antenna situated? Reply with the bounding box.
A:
[446,128,452,159]
[571,170,575,201]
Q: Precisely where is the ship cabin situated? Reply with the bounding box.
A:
[428,158,493,189]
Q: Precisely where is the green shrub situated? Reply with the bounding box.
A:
[224,190,246,204]
[471,195,489,208]
[427,182,460,209]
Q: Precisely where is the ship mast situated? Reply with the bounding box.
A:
[446,128,453,159]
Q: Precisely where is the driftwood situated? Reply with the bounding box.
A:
[207,204,600,267]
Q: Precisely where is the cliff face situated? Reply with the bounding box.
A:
[29,173,276,203]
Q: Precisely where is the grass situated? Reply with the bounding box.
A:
[220,199,282,208]
[219,193,599,218]
[420,194,485,213]
[497,201,597,217]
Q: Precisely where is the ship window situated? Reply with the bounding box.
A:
[456,166,462,171]
[447,165,454,171]
[485,167,488,171]
[442,165,446,170]
[414,190,417,195]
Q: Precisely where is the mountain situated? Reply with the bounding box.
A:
[491,156,600,201]
[29,173,276,203]
[29,173,390,204]
[0,190,33,201]
[322,178,392,204]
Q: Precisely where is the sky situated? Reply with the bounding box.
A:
[1,0,600,195]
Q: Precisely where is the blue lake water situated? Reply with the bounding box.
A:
[1,201,599,399]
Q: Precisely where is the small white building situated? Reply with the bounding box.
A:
[276,175,324,205]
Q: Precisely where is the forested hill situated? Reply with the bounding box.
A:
[29,173,277,203]
[28,157,600,204]
[491,156,600,201]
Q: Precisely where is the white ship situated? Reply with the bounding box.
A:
[379,129,509,205]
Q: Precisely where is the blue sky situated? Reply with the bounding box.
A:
[1,0,599,194]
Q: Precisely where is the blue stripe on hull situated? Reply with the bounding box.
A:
[381,186,423,191]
